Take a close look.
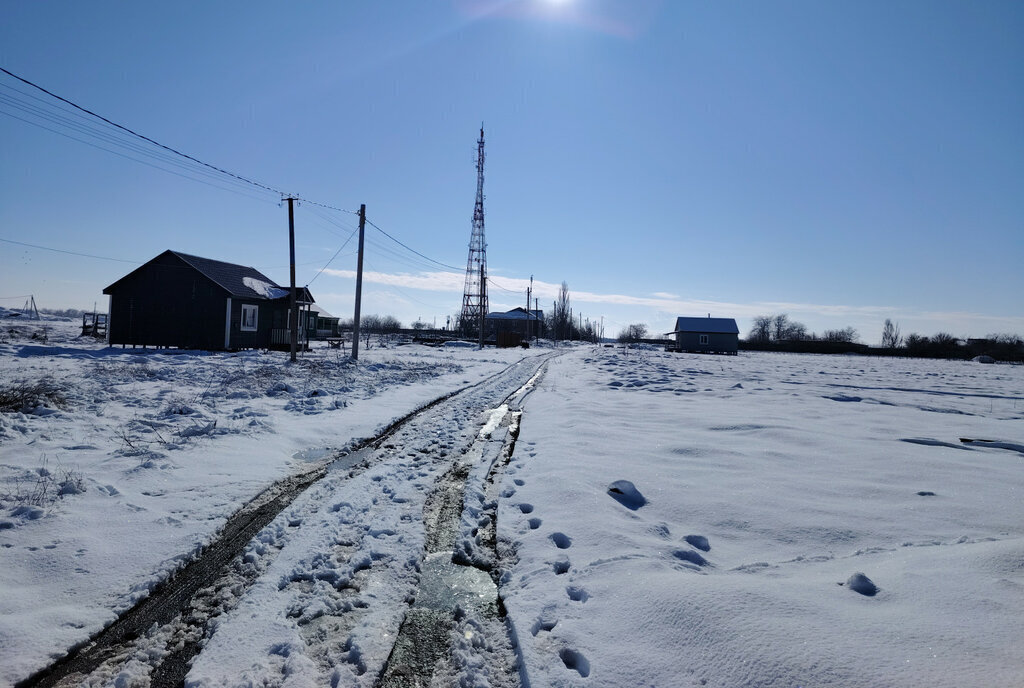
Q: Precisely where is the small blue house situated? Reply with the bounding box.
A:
[666,316,739,355]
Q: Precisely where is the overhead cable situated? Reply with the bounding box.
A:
[0,67,358,214]
[365,218,463,272]
[308,225,360,286]
[0,237,140,263]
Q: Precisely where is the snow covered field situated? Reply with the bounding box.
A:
[1,320,1022,687]
[0,319,542,686]
[502,347,1024,687]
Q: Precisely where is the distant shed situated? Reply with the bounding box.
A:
[102,250,313,351]
[666,316,739,355]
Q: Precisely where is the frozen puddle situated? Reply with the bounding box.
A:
[415,552,498,614]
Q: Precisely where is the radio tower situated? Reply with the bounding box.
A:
[459,126,488,336]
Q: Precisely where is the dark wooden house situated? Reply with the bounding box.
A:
[666,316,739,355]
[484,307,545,339]
[103,250,314,351]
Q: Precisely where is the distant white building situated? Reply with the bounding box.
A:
[666,316,739,355]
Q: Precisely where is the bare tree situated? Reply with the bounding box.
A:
[881,319,902,348]
[772,314,791,341]
[769,314,808,341]
[786,321,809,341]
[551,282,572,341]
[904,333,928,353]
[617,323,648,343]
[379,315,402,333]
[822,327,858,343]
[748,316,773,343]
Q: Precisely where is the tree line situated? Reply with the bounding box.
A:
[745,314,1023,361]
[747,314,859,344]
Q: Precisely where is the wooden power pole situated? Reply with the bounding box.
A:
[351,204,366,361]
[287,197,298,363]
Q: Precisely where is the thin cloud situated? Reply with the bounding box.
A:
[318,267,1022,334]
[322,269,465,292]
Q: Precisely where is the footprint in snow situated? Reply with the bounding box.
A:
[560,648,591,678]
[607,480,646,510]
[550,532,572,549]
[527,518,542,530]
[553,559,570,575]
[566,586,589,603]
[845,572,879,596]
[518,503,534,514]
[684,534,710,551]
[531,618,557,636]
[672,549,710,567]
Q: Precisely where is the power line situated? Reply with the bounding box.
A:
[0,107,280,205]
[1,67,516,303]
[308,225,360,286]
[0,67,289,195]
[0,237,140,263]
[0,66,359,214]
[363,259,455,311]
[365,218,463,272]
[487,276,521,293]
[363,236,455,275]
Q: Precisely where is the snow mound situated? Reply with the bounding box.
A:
[242,276,288,299]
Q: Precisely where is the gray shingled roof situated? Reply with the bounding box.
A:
[104,250,314,303]
[670,316,739,335]
[171,251,286,300]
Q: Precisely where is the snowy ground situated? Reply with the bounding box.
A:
[2,320,1022,687]
[500,346,1024,687]
[0,319,542,686]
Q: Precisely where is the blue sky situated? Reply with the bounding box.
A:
[1,0,1021,343]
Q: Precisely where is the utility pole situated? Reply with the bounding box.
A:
[286,197,298,363]
[478,263,485,350]
[534,297,539,342]
[351,204,366,361]
[527,275,533,342]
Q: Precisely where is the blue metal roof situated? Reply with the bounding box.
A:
[670,317,739,335]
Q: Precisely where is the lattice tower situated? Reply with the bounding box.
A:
[459,126,488,334]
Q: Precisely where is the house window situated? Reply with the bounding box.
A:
[699,334,709,345]
[241,304,258,332]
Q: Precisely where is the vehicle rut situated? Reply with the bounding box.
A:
[17,353,554,688]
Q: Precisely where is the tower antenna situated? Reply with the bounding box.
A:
[459,125,488,337]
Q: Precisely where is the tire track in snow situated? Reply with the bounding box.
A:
[17,353,556,688]
[378,364,543,687]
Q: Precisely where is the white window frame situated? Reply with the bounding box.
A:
[699,334,709,345]
[240,304,258,332]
